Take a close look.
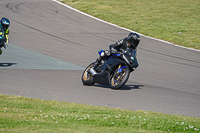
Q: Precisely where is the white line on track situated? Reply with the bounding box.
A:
[52,0,200,52]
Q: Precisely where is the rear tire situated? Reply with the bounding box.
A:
[82,63,95,85]
[110,66,130,89]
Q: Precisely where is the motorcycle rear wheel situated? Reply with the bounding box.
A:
[110,66,130,89]
[82,63,95,85]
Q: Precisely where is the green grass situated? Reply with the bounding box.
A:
[62,0,200,50]
[0,94,200,132]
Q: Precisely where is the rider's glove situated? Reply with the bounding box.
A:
[100,50,110,58]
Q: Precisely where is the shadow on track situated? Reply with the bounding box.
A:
[121,84,144,90]
[93,84,144,90]
[0,63,17,67]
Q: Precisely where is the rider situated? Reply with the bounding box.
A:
[0,17,10,55]
[93,32,140,69]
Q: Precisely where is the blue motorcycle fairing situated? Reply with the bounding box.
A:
[105,57,126,70]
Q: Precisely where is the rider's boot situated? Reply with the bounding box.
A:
[93,59,100,68]
[0,49,2,55]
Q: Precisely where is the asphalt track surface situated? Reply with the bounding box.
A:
[0,0,200,118]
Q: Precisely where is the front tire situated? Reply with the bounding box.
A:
[110,66,130,89]
[82,63,95,85]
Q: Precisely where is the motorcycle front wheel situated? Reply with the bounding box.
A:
[110,66,130,89]
[82,63,95,85]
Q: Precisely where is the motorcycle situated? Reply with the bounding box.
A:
[82,48,137,89]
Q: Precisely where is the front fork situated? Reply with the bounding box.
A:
[114,64,122,78]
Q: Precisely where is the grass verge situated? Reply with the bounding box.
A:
[61,0,200,50]
[0,94,200,132]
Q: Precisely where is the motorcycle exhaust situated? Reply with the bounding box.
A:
[89,67,97,76]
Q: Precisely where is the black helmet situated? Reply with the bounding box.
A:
[1,17,10,30]
[127,32,140,48]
